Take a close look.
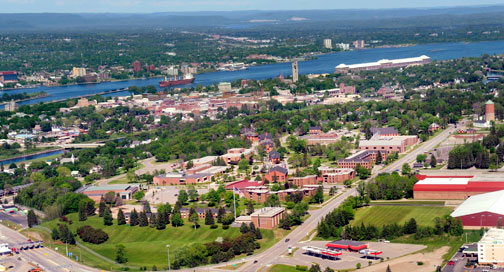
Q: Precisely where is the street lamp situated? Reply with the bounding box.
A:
[166,244,171,272]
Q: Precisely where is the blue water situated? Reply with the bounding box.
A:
[0,150,64,165]
[4,40,504,105]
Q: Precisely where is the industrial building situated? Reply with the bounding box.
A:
[413,175,504,200]
[335,55,430,73]
[451,190,504,228]
[358,135,418,153]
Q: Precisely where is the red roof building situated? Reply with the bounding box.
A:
[225,179,261,191]
[413,175,504,200]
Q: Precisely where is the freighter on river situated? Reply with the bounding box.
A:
[159,74,195,87]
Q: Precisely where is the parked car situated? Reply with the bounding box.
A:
[447,261,455,265]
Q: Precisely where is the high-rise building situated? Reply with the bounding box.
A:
[486,100,495,121]
[4,100,17,112]
[133,61,142,72]
[353,40,365,49]
[71,67,87,78]
[292,61,299,83]
[478,228,504,266]
[323,39,332,49]
[335,43,350,50]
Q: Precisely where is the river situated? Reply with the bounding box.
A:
[4,40,504,106]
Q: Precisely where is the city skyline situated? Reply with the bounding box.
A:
[3,0,504,13]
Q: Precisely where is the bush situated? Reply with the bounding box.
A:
[77,225,109,244]
[222,224,229,230]
[417,261,424,266]
[356,263,361,269]
[210,224,218,229]
[295,265,308,271]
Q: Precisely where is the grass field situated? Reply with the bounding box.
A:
[350,206,454,227]
[37,212,277,269]
[267,264,306,272]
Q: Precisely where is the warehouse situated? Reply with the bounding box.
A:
[451,190,504,229]
[413,175,504,200]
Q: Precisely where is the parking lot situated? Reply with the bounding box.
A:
[292,241,426,270]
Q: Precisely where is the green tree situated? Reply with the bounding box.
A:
[282,214,291,230]
[312,186,324,204]
[178,190,189,204]
[117,209,126,225]
[98,198,106,217]
[240,222,250,233]
[238,158,250,172]
[376,151,382,164]
[404,218,417,234]
[115,244,128,264]
[205,209,215,225]
[139,211,149,227]
[130,209,139,226]
[156,213,166,230]
[51,228,60,241]
[247,201,255,215]
[386,265,392,272]
[430,154,437,168]
[78,202,87,221]
[309,264,321,272]
[401,163,411,176]
[133,191,145,202]
[103,207,113,226]
[171,213,184,227]
[27,209,38,228]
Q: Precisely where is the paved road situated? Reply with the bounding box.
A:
[0,225,100,272]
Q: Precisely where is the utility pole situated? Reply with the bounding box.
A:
[233,186,237,219]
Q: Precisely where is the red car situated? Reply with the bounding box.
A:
[447,261,455,265]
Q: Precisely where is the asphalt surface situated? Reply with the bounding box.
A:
[0,225,100,272]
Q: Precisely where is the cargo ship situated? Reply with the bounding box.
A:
[159,74,195,88]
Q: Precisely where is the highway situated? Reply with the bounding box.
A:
[0,225,100,272]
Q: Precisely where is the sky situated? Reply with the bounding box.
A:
[3,0,504,13]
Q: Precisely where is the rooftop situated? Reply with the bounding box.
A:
[250,207,285,217]
[479,228,504,244]
[84,184,139,192]
[451,190,504,217]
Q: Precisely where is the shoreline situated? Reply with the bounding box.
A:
[0,148,64,164]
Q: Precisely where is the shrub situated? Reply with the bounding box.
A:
[295,265,308,271]
[210,224,218,229]
[356,263,361,269]
[417,261,424,266]
[222,224,229,230]
[77,225,109,244]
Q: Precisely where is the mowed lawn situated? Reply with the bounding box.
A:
[41,213,275,268]
[350,206,454,227]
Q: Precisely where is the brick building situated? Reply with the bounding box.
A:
[269,150,281,164]
[223,148,253,165]
[359,135,418,153]
[338,150,387,169]
[413,175,504,200]
[288,175,318,187]
[250,207,286,229]
[370,127,399,137]
[82,184,141,202]
[153,172,212,185]
[318,167,355,183]
[266,166,288,183]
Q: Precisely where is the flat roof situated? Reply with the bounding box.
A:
[251,207,285,217]
[479,228,504,245]
[416,177,472,185]
[84,184,138,192]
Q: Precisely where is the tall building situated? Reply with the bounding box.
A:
[71,67,87,78]
[292,61,299,83]
[323,39,332,49]
[4,100,17,112]
[353,40,365,49]
[478,228,504,266]
[486,100,495,122]
[133,61,142,73]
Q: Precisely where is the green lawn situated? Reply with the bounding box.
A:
[268,264,306,272]
[350,206,454,227]
[38,213,276,269]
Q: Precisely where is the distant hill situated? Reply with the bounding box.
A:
[1,5,504,32]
